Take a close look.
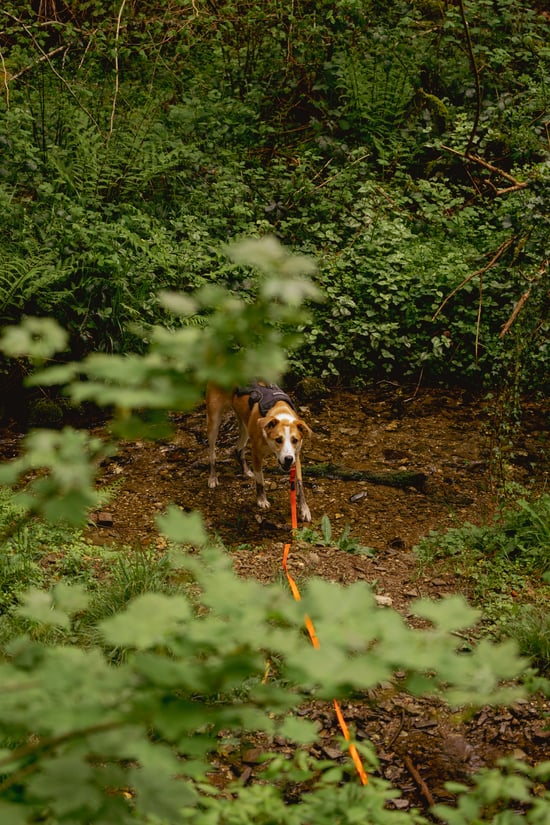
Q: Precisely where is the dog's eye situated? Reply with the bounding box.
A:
[275,436,284,444]
[291,437,299,445]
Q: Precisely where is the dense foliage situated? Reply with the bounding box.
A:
[0,0,548,391]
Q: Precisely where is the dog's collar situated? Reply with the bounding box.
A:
[235,383,296,417]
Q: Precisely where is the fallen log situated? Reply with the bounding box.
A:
[306,462,427,492]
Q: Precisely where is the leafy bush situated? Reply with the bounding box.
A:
[1,0,549,389]
[414,493,550,670]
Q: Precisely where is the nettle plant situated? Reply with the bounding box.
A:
[0,238,548,825]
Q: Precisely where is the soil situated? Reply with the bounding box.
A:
[4,385,550,813]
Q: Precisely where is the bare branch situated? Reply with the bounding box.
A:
[440,144,528,194]
[108,0,128,140]
[432,237,515,321]
[2,10,100,132]
[499,258,549,338]
[458,0,482,157]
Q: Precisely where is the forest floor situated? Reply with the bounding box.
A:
[10,384,548,814]
[81,384,550,814]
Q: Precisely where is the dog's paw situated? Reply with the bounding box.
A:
[208,476,219,489]
[299,505,312,522]
[257,497,271,510]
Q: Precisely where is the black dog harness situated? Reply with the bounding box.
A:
[234,383,296,417]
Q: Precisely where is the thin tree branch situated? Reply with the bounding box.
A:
[109,0,128,140]
[432,237,515,321]
[440,144,528,194]
[458,0,482,157]
[499,258,548,338]
[0,721,123,769]
[0,46,9,107]
[475,270,483,365]
[1,11,100,132]
[499,288,532,339]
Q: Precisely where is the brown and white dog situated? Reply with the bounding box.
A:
[206,382,312,522]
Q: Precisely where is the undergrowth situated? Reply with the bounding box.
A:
[414,492,550,671]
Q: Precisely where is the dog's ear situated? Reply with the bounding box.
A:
[258,416,278,431]
[297,420,313,438]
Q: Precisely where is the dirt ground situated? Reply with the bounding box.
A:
[79,384,549,813]
[3,385,549,812]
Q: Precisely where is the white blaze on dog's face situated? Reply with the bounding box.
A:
[259,413,311,471]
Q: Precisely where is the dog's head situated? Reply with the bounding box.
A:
[258,412,312,471]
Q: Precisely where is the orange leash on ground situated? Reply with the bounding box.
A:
[282,467,368,786]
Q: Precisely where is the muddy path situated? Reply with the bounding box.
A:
[78,385,550,812]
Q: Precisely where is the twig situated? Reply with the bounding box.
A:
[499,258,548,338]
[404,754,435,808]
[441,144,528,194]
[2,11,100,132]
[109,0,128,140]
[0,721,122,770]
[499,288,532,338]
[386,709,406,749]
[0,47,10,107]
[475,271,483,365]
[432,237,515,321]
[0,720,123,793]
[458,0,481,157]
[2,42,67,84]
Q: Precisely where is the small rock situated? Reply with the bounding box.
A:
[532,726,550,742]
[322,745,343,760]
[390,799,410,810]
[374,595,393,607]
[96,512,114,527]
[349,491,368,503]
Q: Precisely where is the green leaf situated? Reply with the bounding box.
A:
[100,593,191,649]
[0,801,32,825]
[52,582,89,615]
[128,742,197,818]
[279,715,319,744]
[0,317,68,361]
[156,506,208,547]
[16,588,70,628]
[411,594,480,632]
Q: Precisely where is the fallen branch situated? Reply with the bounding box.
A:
[306,462,427,492]
[404,754,436,808]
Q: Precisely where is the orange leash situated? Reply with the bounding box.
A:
[282,467,368,785]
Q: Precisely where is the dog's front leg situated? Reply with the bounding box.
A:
[295,457,311,522]
[251,453,270,510]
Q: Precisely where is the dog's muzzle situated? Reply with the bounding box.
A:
[281,456,295,471]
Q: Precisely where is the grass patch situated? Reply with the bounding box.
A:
[414,492,550,670]
[0,486,186,649]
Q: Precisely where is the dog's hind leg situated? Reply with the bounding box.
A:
[206,387,230,489]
